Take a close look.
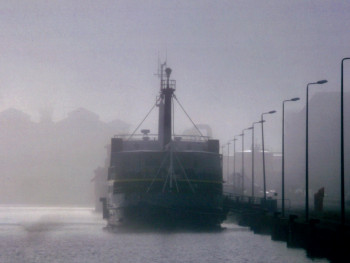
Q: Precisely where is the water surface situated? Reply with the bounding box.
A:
[0,207,329,263]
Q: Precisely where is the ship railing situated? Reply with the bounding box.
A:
[114,133,159,141]
[224,192,278,213]
[225,193,262,205]
[161,79,176,90]
[114,133,210,142]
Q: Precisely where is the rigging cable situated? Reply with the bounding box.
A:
[146,151,169,193]
[173,152,195,193]
[127,99,159,141]
[173,95,204,137]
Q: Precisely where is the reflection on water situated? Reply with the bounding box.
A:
[0,207,329,263]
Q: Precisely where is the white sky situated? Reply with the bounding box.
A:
[1,0,350,151]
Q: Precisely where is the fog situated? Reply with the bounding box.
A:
[223,92,350,210]
[1,1,350,207]
[0,108,128,206]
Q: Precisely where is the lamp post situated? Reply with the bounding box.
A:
[227,142,231,183]
[233,136,239,193]
[241,127,253,196]
[305,80,327,221]
[282,97,300,217]
[341,58,350,226]
[221,145,225,182]
[239,133,244,195]
[221,145,225,180]
[251,120,264,199]
[261,110,276,200]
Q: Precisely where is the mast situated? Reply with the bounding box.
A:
[161,67,175,149]
[157,62,166,145]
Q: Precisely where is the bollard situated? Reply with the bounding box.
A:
[100,197,109,219]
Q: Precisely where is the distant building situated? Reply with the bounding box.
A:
[223,145,281,198]
[0,107,129,206]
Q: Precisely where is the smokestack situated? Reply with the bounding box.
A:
[162,67,175,149]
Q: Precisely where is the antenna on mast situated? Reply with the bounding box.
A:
[165,48,167,64]
[154,52,166,86]
[157,51,160,76]
[154,52,160,78]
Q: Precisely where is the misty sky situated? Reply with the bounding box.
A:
[1,0,350,151]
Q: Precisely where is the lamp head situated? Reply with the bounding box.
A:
[291,97,300,101]
[269,110,276,114]
[254,120,265,125]
[317,80,327,84]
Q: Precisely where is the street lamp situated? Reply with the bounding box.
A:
[239,133,244,195]
[241,127,253,196]
[341,58,350,226]
[221,145,226,185]
[305,80,328,221]
[227,142,231,183]
[252,120,264,199]
[282,97,300,217]
[233,136,239,193]
[261,110,276,200]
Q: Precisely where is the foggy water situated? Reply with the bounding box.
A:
[0,207,329,263]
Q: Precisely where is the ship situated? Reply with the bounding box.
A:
[100,64,228,227]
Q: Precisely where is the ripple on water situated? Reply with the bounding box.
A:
[0,207,329,263]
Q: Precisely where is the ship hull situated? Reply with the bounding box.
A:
[107,192,227,227]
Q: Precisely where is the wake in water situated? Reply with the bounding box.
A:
[21,215,63,233]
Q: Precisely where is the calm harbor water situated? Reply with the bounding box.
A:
[0,207,329,263]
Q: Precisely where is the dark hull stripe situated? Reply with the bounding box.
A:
[110,178,223,184]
